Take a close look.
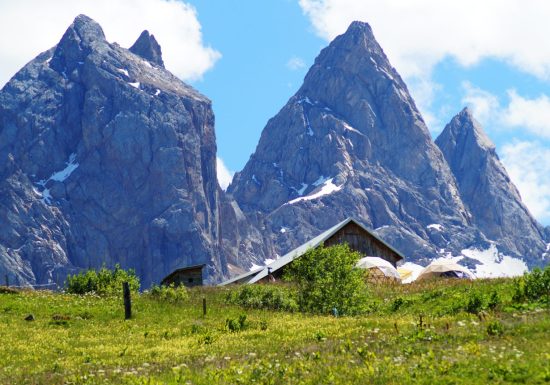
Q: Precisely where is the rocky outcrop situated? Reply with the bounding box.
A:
[436,108,547,264]
[228,21,483,265]
[129,30,165,68]
[0,15,226,287]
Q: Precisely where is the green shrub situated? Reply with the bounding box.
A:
[225,284,299,312]
[65,264,140,296]
[283,244,369,315]
[487,320,504,336]
[390,297,406,312]
[513,265,550,303]
[488,290,501,310]
[226,314,248,332]
[465,291,485,314]
[147,284,189,303]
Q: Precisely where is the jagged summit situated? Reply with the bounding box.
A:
[57,14,106,48]
[437,107,495,153]
[130,30,165,68]
[343,21,375,39]
[436,109,547,261]
[304,19,402,85]
[50,14,107,74]
[70,14,105,37]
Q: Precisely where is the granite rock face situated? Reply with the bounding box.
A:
[228,22,484,265]
[0,15,226,287]
[436,108,548,264]
[130,30,165,68]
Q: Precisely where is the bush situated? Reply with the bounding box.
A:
[226,314,248,332]
[488,291,501,310]
[147,284,189,303]
[390,297,406,312]
[225,284,298,312]
[65,265,140,296]
[513,265,550,303]
[465,291,485,314]
[283,244,369,315]
[487,320,504,336]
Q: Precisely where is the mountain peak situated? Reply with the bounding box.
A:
[328,20,383,57]
[436,110,546,259]
[346,21,374,36]
[50,14,106,73]
[66,14,106,43]
[438,107,495,152]
[130,30,165,68]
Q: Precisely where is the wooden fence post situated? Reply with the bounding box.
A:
[123,282,132,320]
[203,297,207,317]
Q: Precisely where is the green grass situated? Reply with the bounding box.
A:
[0,279,549,384]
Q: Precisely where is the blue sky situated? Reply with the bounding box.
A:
[0,0,549,225]
[189,0,323,174]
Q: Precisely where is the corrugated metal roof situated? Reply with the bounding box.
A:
[219,217,405,285]
[218,266,263,286]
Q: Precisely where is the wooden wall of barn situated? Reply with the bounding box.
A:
[162,268,203,288]
[324,222,401,267]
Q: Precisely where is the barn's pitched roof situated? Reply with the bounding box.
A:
[219,217,405,285]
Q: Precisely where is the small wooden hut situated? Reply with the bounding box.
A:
[161,264,205,288]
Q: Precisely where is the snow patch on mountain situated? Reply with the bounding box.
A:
[427,224,443,231]
[291,183,308,196]
[50,153,79,182]
[342,122,362,135]
[461,244,528,278]
[34,153,79,205]
[298,96,313,105]
[312,175,329,187]
[286,178,342,205]
[116,68,129,77]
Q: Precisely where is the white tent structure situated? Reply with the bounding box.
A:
[397,262,425,284]
[356,256,401,282]
[416,259,475,281]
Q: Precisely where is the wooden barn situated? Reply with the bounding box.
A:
[220,217,405,285]
[161,264,205,288]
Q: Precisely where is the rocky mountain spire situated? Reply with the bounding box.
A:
[436,108,547,261]
[0,15,225,287]
[227,21,476,264]
[130,30,165,68]
[49,14,107,73]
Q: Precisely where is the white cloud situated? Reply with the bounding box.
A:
[216,157,234,191]
[0,0,220,87]
[501,91,550,139]
[286,56,306,71]
[299,0,550,81]
[461,81,500,125]
[501,141,550,224]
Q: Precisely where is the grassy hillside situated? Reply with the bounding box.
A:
[0,278,549,384]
